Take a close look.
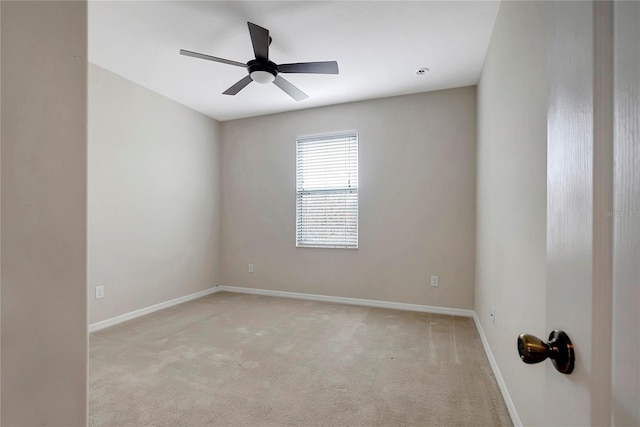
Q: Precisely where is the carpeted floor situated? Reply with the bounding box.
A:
[89,292,512,426]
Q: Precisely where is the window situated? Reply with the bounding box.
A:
[296,132,358,248]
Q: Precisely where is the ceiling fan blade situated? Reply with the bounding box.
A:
[273,75,308,101]
[247,22,270,61]
[180,49,247,68]
[223,75,253,95]
[278,61,339,74]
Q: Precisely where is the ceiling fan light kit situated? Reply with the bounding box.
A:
[180,22,339,101]
[250,71,275,85]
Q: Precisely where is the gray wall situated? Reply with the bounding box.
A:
[221,88,477,309]
[1,1,87,424]
[475,2,548,425]
[88,64,222,324]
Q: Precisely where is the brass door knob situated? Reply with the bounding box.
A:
[517,330,574,374]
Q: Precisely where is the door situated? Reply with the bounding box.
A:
[546,1,639,426]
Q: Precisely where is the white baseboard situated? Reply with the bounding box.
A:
[472,313,521,427]
[89,287,220,332]
[217,285,474,317]
[89,285,472,333]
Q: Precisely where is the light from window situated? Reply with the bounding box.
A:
[296,132,358,248]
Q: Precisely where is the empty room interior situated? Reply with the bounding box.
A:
[1,1,639,426]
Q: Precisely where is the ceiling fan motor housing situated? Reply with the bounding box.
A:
[248,59,278,83]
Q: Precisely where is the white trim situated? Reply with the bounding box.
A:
[89,285,473,333]
[472,313,521,427]
[89,287,220,332]
[217,285,474,317]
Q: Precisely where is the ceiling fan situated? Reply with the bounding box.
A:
[180,22,339,101]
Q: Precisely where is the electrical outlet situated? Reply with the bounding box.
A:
[95,285,104,299]
[490,307,496,324]
[430,275,439,287]
[248,264,254,273]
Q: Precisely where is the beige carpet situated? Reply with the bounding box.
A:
[89,292,512,426]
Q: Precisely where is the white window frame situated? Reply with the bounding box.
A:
[295,131,359,249]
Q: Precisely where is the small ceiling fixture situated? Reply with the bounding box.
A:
[416,67,430,75]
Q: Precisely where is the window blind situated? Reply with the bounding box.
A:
[296,132,358,248]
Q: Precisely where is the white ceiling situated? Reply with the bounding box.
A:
[89,1,500,121]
